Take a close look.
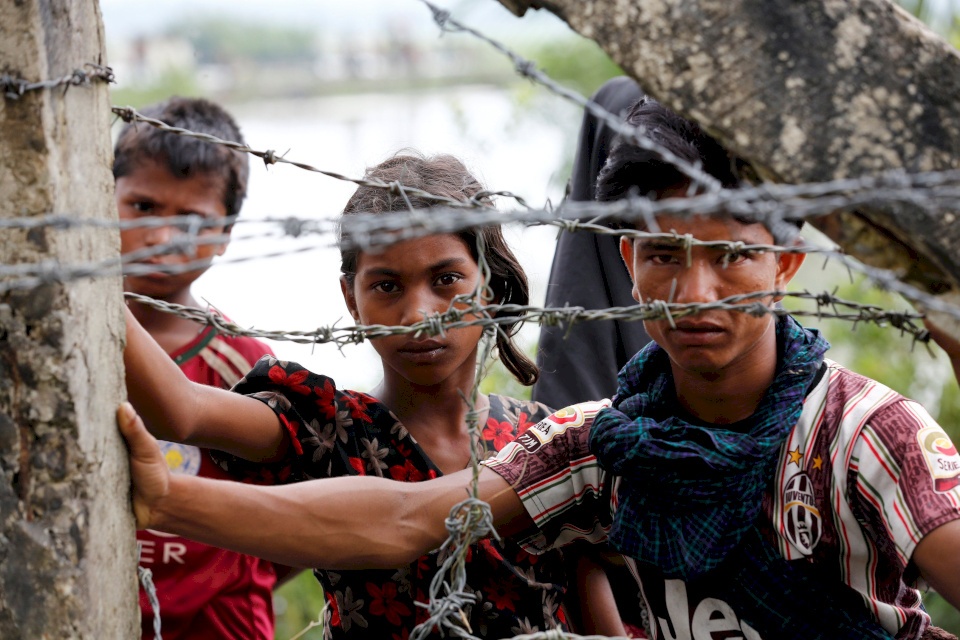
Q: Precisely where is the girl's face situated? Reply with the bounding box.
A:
[341,233,486,388]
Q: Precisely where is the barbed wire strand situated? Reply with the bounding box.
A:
[138,565,162,640]
[9,166,960,238]
[121,289,929,347]
[3,21,958,640]
[111,105,531,212]
[1,63,114,100]
[419,0,724,194]
[287,603,329,640]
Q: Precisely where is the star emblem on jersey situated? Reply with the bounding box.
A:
[812,455,823,470]
[782,471,822,555]
[788,446,804,466]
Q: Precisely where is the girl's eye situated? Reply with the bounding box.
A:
[435,273,463,286]
[373,281,400,294]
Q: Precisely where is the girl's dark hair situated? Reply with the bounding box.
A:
[340,152,539,386]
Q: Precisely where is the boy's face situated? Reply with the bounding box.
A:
[620,214,804,376]
[117,159,231,301]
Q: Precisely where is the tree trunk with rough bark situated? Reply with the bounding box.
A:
[0,1,137,637]
[498,0,960,329]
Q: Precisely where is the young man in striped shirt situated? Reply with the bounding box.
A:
[118,99,960,639]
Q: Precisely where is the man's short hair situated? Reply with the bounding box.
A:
[113,97,250,219]
[596,97,744,203]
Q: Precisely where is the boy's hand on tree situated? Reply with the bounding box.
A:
[117,402,169,529]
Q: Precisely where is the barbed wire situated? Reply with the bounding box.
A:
[418,0,722,195]
[8,166,959,243]
[6,210,960,329]
[7,163,958,319]
[4,9,958,640]
[0,219,825,287]
[1,62,114,100]
[121,289,929,347]
[338,167,960,248]
[413,326,499,640]
[137,565,162,640]
[0,235,342,294]
[111,105,532,212]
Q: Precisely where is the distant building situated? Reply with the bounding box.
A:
[108,35,196,87]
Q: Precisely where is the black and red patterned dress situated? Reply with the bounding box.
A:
[216,356,568,639]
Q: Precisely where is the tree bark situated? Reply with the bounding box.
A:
[0,1,137,638]
[498,0,960,328]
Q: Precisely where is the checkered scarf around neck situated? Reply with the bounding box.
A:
[589,314,829,580]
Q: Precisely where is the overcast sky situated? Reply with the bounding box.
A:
[98,0,569,42]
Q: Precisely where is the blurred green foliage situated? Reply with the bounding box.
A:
[516,36,624,101]
[274,570,325,640]
[479,356,534,402]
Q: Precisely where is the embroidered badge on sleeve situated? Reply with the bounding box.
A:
[917,425,960,492]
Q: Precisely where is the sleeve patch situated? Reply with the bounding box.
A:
[916,425,960,493]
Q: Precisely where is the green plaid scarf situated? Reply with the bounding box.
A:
[589,314,828,579]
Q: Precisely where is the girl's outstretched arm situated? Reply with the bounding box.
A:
[124,306,285,461]
[118,403,530,568]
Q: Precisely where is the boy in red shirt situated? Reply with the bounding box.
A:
[114,96,281,640]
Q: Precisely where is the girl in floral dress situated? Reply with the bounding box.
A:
[124,152,624,638]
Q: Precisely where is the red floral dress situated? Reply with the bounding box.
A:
[216,357,568,639]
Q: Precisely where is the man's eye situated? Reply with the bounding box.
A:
[649,255,677,265]
[132,201,154,214]
[722,251,753,264]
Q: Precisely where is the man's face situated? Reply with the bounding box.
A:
[620,214,804,377]
[116,159,230,300]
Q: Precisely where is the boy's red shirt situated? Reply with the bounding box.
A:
[137,324,277,640]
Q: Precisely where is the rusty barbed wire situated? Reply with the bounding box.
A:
[5,203,960,327]
[420,0,723,195]
[1,63,114,100]
[122,289,929,346]
[338,167,960,249]
[0,213,239,232]
[9,167,959,242]
[0,239,339,295]
[0,220,827,288]
[111,105,532,212]
[3,13,957,640]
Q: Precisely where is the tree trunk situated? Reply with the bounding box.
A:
[0,1,137,637]
[498,0,960,329]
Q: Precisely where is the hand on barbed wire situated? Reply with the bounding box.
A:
[117,402,169,529]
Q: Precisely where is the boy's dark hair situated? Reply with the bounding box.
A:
[340,152,539,386]
[113,97,250,219]
[596,97,744,203]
